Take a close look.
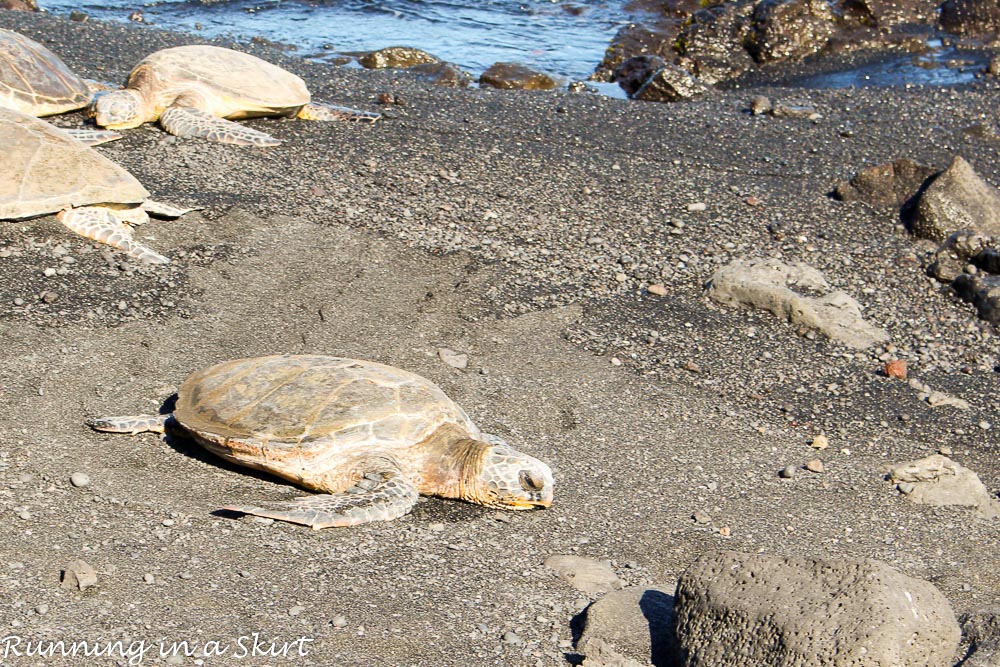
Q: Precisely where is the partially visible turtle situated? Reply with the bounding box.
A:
[88,354,554,528]
[0,107,191,264]
[89,45,381,146]
[0,28,120,145]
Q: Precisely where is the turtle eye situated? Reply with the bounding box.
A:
[519,470,545,492]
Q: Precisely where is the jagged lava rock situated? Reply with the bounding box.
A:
[675,550,961,667]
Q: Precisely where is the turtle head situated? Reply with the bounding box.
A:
[88,89,145,129]
[469,444,554,510]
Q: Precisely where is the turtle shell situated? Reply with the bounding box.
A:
[0,28,92,116]
[133,45,310,111]
[0,108,149,220]
[174,355,479,456]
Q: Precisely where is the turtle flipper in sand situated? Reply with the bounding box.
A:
[89,45,381,146]
[1,107,192,264]
[225,457,421,529]
[160,105,282,147]
[88,354,554,529]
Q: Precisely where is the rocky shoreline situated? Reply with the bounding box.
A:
[0,8,998,667]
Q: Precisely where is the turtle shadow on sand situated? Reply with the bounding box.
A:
[154,393,299,492]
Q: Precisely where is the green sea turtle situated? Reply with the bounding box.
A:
[88,45,381,146]
[88,355,554,529]
[0,27,121,145]
[1,107,191,264]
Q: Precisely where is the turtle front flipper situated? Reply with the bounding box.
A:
[297,102,381,123]
[224,458,419,529]
[87,414,170,434]
[57,207,170,264]
[62,128,123,146]
[159,105,280,146]
[142,200,198,219]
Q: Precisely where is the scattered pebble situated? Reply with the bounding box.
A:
[502,631,522,645]
[70,472,90,488]
[779,466,797,479]
[289,605,306,617]
[438,348,469,369]
[687,202,707,212]
[332,614,348,628]
[810,434,829,450]
[143,573,155,584]
[805,459,825,473]
[647,283,668,296]
[60,559,98,591]
[883,359,907,379]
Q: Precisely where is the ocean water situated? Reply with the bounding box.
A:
[40,0,636,81]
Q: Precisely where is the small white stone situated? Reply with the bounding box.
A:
[70,472,90,488]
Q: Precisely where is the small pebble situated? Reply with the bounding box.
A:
[35,604,48,615]
[779,466,797,479]
[43,267,57,277]
[692,510,712,525]
[718,526,731,537]
[70,472,90,488]
[884,359,907,379]
[289,605,306,617]
[438,348,468,370]
[162,519,175,527]
[647,283,667,296]
[143,573,155,584]
[502,631,522,645]
[332,614,348,628]
[810,434,828,450]
[687,202,707,212]
[805,459,824,473]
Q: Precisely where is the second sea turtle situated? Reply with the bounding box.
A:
[89,45,381,146]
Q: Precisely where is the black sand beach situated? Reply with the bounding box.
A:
[0,9,997,666]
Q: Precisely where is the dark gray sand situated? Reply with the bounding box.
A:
[0,10,997,666]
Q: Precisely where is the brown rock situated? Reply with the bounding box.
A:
[479,62,558,90]
[746,0,836,63]
[0,0,39,9]
[61,559,98,591]
[834,158,936,208]
[883,359,907,379]
[359,46,439,69]
[408,62,473,88]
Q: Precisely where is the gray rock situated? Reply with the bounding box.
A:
[913,156,1000,242]
[675,1,755,85]
[746,0,835,63]
[749,95,772,115]
[939,0,1000,36]
[834,158,936,208]
[634,63,708,103]
[888,454,999,519]
[578,585,677,667]
[707,258,889,349]
[961,607,1000,667]
[952,273,1000,324]
[438,347,469,369]
[675,551,961,667]
[61,559,98,591]
[545,555,622,594]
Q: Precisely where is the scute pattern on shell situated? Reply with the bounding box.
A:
[135,45,310,109]
[0,108,148,219]
[0,28,91,116]
[174,355,479,454]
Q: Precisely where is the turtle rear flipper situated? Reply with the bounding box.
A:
[224,458,419,529]
[57,207,169,264]
[297,102,381,123]
[87,414,170,434]
[159,105,280,146]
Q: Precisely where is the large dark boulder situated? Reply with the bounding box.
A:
[939,0,1000,35]
[746,0,837,63]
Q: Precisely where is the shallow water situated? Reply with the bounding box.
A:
[42,0,634,80]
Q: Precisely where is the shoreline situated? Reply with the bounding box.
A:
[1,9,998,666]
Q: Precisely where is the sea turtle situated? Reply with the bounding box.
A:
[88,354,554,529]
[1,107,191,264]
[88,45,381,146]
[0,27,121,145]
